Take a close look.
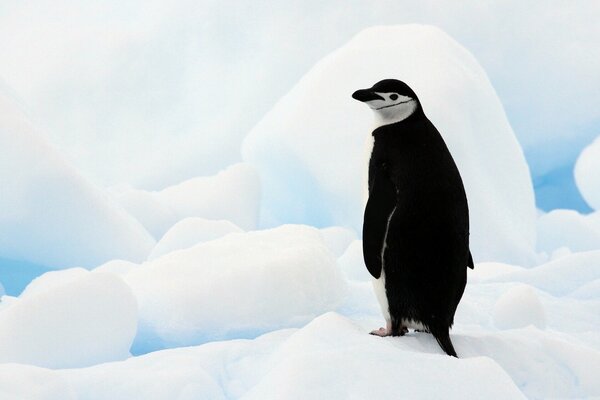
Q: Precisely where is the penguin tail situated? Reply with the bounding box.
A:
[432,328,458,358]
[467,250,474,269]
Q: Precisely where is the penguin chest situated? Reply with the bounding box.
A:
[362,134,375,203]
[371,204,396,322]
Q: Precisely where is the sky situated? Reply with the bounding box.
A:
[0,0,598,211]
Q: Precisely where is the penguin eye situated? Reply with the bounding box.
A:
[389,94,399,100]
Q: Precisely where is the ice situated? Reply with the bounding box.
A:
[242,25,536,266]
[0,269,137,368]
[9,312,600,399]
[487,250,600,297]
[124,225,346,353]
[148,218,243,261]
[575,136,600,210]
[337,240,371,282]
[1,246,600,398]
[493,285,546,330]
[537,209,600,254]
[0,364,75,400]
[0,88,155,269]
[111,163,261,238]
[318,226,356,257]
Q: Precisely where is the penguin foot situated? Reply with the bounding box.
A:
[370,327,391,337]
[392,326,409,336]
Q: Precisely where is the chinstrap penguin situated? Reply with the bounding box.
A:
[352,79,474,357]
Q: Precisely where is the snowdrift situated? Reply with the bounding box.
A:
[575,135,600,210]
[0,269,137,368]
[111,163,260,239]
[242,25,537,266]
[124,225,346,353]
[0,89,155,269]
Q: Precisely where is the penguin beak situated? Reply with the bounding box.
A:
[352,89,384,102]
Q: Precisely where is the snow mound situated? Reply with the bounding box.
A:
[0,364,75,400]
[488,250,600,297]
[537,209,600,254]
[338,240,371,282]
[493,285,546,330]
[0,88,155,268]
[0,269,137,368]
[112,163,261,238]
[125,225,346,352]
[319,226,357,257]
[94,259,139,276]
[148,218,243,261]
[243,314,524,400]
[242,24,536,266]
[575,135,600,210]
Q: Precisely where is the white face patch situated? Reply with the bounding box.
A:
[365,92,417,128]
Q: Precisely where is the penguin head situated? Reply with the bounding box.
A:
[352,79,421,126]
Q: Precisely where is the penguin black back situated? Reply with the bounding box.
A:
[353,79,473,357]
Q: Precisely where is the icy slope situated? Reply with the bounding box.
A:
[111,163,260,239]
[242,25,536,266]
[0,89,155,269]
[0,229,599,398]
[575,135,600,210]
[124,225,347,353]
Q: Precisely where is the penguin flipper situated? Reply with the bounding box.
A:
[468,250,474,269]
[363,170,396,279]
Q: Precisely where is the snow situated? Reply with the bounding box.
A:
[148,218,243,261]
[537,209,600,254]
[0,21,599,400]
[124,225,346,353]
[575,135,600,210]
[242,25,536,266]
[318,226,356,257]
[0,88,155,269]
[493,285,547,330]
[0,269,137,368]
[111,163,261,239]
[0,364,75,400]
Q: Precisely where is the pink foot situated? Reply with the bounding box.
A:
[370,327,391,337]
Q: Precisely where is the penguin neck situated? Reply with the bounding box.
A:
[372,105,425,136]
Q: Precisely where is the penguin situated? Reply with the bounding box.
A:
[352,79,474,357]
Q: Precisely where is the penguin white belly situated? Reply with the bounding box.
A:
[362,134,375,205]
[372,269,390,323]
[372,204,397,324]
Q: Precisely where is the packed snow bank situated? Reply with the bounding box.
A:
[0,89,155,268]
[16,311,600,399]
[493,285,546,330]
[125,225,346,352]
[319,226,356,257]
[537,209,600,254]
[487,250,600,297]
[111,163,260,238]
[0,269,137,368]
[148,218,243,260]
[0,364,75,400]
[575,135,600,210]
[242,25,536,266]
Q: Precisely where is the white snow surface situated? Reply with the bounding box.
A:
[0,228,599,398]
[111,163,261,239]
[575,135,600,210]
[242,25,537,266]
[537,209,600,255]
[0,269,137,368]
[148,217,243,261]
[125,225,347,352]
[0,89,155,268]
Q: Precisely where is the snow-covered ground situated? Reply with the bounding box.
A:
[0,24,599,399]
